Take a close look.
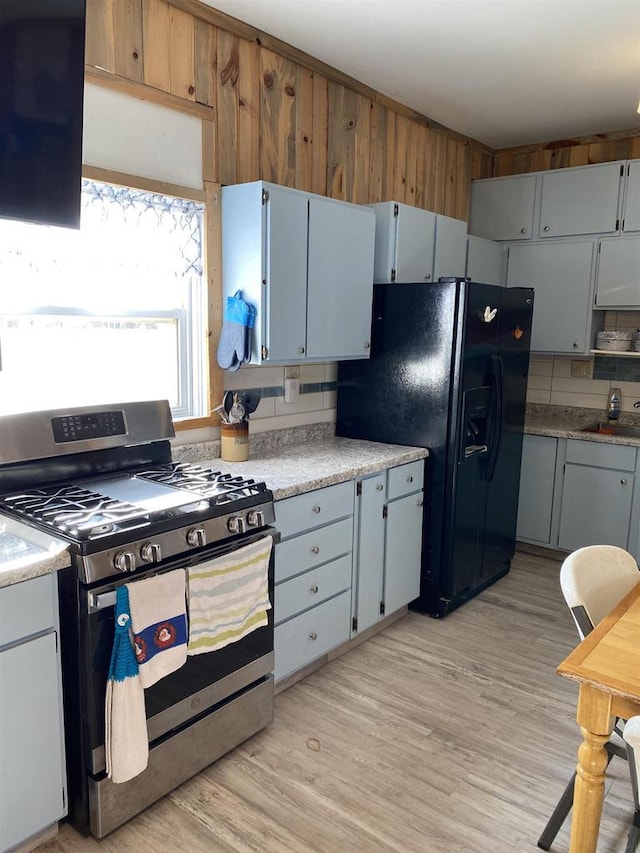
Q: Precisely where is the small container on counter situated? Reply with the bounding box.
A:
[221,422,249,462]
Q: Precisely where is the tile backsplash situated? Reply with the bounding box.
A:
[526,311,640,413]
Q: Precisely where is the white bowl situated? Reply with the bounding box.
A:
[597,330,635,341]
[597,339,632,351]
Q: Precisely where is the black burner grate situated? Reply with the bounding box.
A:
[136,463,268,502]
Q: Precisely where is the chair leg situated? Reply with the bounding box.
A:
[537,743,618,851]
[625,810,640,853]
[537,772,577,850]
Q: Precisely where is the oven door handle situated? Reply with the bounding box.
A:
[90,590,118,612]
[87,527,280,614]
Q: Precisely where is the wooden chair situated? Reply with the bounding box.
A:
[537,545,640,851]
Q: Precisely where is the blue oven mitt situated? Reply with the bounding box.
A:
[217,291,256,371]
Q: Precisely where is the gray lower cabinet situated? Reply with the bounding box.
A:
[273,481,355,681]
[516,434,558,545]
[517,436,640,560]
[0,573,66,852]
[352,460,424,636]
[557,440,637,553]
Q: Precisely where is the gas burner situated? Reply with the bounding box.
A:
[136,463,266,501]
[1,485,150,540]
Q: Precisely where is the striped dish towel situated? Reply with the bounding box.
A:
[187,536,272,656]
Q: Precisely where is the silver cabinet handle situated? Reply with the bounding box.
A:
[520,227,527,234]
[376,484,384,491]
[621,479,628,485]
[572,342,579,348]
[363,342,370,349]
[312,505,321,513]
[425,273,431,280]
[406,475,413,483]
[309,632,318,641]
[298,346,305,354]
[543,225,550,232]
[311,545,320,554]
[310,584,319,593]
[417,499,423,507]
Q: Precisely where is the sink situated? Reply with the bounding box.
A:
[580,422,640,438]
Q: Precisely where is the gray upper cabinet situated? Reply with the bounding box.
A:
[469,174,537,241]
[538,162,624,238]
[466,235,505,285]
[506,240,597,353]
[368,201,467,284]
[622,160,640,233]
[369,202,436,283]
[595,236,640,308]
[222,181,375,365]
[433,213,468,281]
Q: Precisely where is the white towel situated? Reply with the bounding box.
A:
[105,586,149,783]
[127,569,187,688]
[187,536,272,656]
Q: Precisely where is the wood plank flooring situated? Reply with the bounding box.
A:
[41,550,635,853]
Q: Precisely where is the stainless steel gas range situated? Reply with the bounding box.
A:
[0,400,277,838]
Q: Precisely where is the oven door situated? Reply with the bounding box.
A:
[79,528,276,775]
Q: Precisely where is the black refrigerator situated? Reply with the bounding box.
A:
[336,278,534,617]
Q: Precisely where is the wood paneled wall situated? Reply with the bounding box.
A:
[493,129,640,176]
[85,0,495,221]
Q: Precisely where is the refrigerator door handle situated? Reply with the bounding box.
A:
[486,354,506,482]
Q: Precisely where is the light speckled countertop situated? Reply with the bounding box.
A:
[0,516,70,589]
[525,405,640,446]
[201,436,428,500]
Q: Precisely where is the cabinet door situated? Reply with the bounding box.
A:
[394,204,436,282]
[595,237,640,308]
[264,185,309,361]
[306,197,375,360]
[516,434,557,544]
[623,160,640,233]
[538,162,623,238]
[0,633,65,851]
[469,175,537,241]
[353,473,386,635]
[506,241,595,353]
[558,464,634,552]
[383,492,423,616]
[466,236,505,286]
[433,214,467,281]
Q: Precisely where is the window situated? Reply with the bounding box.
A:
[0,179,208,420]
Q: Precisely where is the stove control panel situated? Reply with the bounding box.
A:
[52,410,126,443]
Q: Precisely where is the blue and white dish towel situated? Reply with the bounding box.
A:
[105,586,148,783]
[127,569,188,688]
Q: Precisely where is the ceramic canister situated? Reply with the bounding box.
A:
[221,422,249,462]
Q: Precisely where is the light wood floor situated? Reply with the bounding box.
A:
[41,549,635,853]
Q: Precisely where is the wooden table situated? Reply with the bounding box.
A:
[558,581,640,852]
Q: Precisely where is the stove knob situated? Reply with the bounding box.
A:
[247,510,265,528]
[140,542,162,563]
[227,515,247,534]
[187,527,207,548]
[114,551,136,573]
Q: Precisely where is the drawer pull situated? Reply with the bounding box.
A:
[621,478,628,485]
[310,584,319,593]
[376,484,383,491]
[309,631,318,641]
[417,499,423,507]
[312,505,321,514]
[406,475,413,483]
[311,545,320,555]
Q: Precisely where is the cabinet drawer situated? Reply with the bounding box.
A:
[274,590,351,681]
[387,460,424,500]
[565,439,636,471]
[275,481,354,540]
[275,554,352,625]
[0,574,57,649]
[275,517,353,584]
